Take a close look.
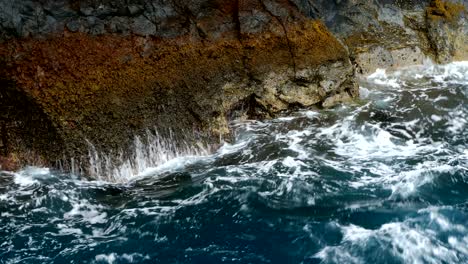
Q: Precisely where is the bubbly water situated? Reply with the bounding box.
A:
[0,62,467,264]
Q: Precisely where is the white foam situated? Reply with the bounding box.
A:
[313,61,468,198]
[64,200,108,224]
[136,155,208,179]
[216,139,251,156]
[12,167,50,186]
[57,224,83,235]
[389,163,455,198]
[95,253,116,264]
[359,87,371,99]
[431,115,443,122]
[367,61,468,89]
[12,176,33,190]
[447,108,467,134]
[367,69,401,88]
[282,156,306,168]
[347,159,458,198]
[302,110,320,119]
[316,207,467,264]
[318,118,433,161]
[276,130,312,159]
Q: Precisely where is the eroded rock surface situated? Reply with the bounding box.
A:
[0,0,466,175]
[324,0,468,73]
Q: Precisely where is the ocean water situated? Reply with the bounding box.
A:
[0,62,467,264]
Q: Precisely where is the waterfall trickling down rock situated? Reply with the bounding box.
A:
[86,130,211,183]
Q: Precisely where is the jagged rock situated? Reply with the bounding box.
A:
[127,5,143,16]
[131,15,156,36]
[43,1,77,19]
[0,0,466,175]
[329,0,468,71]
[426,0,468,63]
[107,16,130,34]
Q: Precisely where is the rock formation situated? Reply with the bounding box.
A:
[0,0,466,176]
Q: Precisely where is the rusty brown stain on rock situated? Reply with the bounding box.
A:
[427,0,466,22]
[0,19,349,170]
[2,20,344,111]
[0,154,19,171]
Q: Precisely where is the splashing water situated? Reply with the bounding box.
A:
[86,130,211,183]
[0,62,467,263]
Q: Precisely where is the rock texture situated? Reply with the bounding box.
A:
[322,0,468,74]
[0,0,467,175]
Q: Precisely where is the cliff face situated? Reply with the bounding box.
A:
[0,0,467,175]
[321,0,468,74]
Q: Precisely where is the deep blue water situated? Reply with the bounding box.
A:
[1,62,467,264]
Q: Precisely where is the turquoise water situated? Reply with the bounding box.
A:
[1,62,467,263]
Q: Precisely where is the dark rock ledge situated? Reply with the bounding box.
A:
[0,0,466,177]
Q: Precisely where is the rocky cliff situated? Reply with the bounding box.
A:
[0,0,467,177]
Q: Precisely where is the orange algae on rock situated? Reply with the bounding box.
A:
[293,21,348,66]
[427,0,466,22]
[0,19,353,169]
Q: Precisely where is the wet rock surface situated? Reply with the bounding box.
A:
[0,0,467,175]
[330,0,468,73]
